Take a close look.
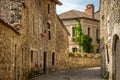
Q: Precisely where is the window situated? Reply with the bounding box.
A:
[72,48,77,52]
[96,29,99,39]
[72,27,75,37]
[14,44,17,80]
[32,15,35,35]
[48,31,51,40]
[48,4,50,14]
[106,45,109,64]
[88,27,90,36]
[31,51,33,63]
[48,23,51,40]
[52,52,55,66]
[47,23,50,29]
[22,48,24,66]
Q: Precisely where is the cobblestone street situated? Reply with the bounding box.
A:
[32,67,104,80]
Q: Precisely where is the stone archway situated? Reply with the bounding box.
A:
[112,34,119,80]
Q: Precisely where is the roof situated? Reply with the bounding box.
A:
[59,9,91,20]
[0,18,20,34]
[51,0,62,5]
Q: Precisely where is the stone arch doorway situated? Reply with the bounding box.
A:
[112,34,120,80]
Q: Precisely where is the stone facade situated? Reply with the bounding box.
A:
[0,19,19,80]
[55,16,70,70]
[0,0,70,80]
[59,4,100,53]
[100,0,120,80]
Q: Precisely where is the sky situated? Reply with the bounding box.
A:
[57,0,100,14]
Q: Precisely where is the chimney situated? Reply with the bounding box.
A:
[85,4,94,18]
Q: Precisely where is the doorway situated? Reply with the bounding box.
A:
[52,52,55,66]
[112,34,119,80]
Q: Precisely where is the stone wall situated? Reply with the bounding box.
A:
[55,16,69,71]
[100,0,120,80]
[0,20,19,80]
[55,56,101,71]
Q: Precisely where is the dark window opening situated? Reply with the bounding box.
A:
[72,48,77,52]
[48,31,51,40]
[31,51,33,63]
[48,4,50,14]
[44,30,46,33]
[106,45,109,63]
[47,23,50,29]
[88,27,90,36]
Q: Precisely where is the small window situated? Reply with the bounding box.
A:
[32,15,35,35]
[72,48,77,52]
[31,51,33,62]
[48,31,51,40]
[88,27,90,36]
[106,45,109,63]
[44,30,46,33]
[48,4,50,14]
[47,23,50,29]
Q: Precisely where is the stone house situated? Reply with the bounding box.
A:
[59,4,100,53]
[100,0,120,80]
[0,0,69,80]
[0,19,20,80]
[0,1,29,80]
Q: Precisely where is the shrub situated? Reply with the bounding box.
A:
[69,52,75,57]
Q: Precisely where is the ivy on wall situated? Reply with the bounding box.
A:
[74,19,94,53]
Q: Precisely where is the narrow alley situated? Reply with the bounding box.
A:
[32,67,104,80]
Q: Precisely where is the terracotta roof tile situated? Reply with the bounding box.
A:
[59,9,91,19]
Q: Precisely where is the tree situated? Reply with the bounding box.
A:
[82,35,94,53]
[75,19,94,53]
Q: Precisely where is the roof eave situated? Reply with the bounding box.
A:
[60,17,100,22]
[51,0,62,5]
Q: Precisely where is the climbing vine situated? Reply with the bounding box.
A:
[74,19,94,53]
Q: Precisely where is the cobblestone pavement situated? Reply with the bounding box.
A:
[32,67,104,80]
